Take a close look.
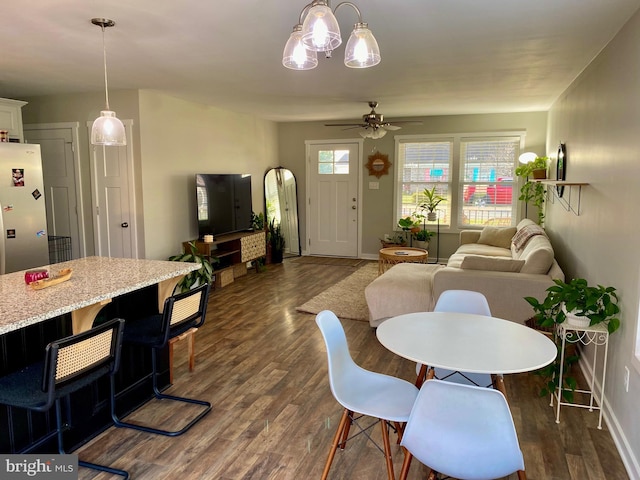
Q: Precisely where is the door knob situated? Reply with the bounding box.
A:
[121,222,129,228]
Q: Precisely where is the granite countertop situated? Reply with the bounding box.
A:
[0,256,199,335]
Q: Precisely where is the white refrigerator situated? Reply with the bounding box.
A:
[0,143,50,274]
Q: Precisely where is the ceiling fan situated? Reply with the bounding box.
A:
[325,101,423,139]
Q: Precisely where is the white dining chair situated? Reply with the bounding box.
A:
[416,289,494,388]
[316,310,419,480]
[399,378,527,480]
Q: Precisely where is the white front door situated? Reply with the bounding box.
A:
[24,123,85,259]
[87,120,138,259]
[307,141,361,257]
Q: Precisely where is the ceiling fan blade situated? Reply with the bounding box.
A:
[324,123,366,127]
[384,125,402,131]
[388,120,423,126]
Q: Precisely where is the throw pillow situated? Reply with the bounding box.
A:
[477,226,517,249]
[460,255,525,273]
[512,224,547,251]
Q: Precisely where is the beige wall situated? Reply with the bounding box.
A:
[278,112,547,258]
[21,90,279,261]
[21,90,143,257]
[546,9,640,475]
[138,91,278,259]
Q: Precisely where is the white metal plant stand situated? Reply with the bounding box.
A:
[551,322,609,429]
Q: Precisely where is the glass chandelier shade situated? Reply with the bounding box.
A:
[91,110,127,146]
[344,23,380,68]
[301,2,342,52]
[360,128,386,139]
[283,25,318,70]
[91,18,126,147]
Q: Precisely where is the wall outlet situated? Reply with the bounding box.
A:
[624,366,630,392]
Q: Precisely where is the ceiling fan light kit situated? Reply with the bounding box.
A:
[283,0,380,70]
[90,17,126,146]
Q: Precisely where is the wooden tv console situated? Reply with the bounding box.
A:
[185,230,266,288]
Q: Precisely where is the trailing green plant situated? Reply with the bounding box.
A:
[516,158,548,226]
[168,241,217,293]
[525,279,620,334]
[524,278,620,402]
[515,156,549,177]
[397,216,419,231]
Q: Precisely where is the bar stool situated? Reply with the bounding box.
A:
[0,318,129,479]
[111,282,212,437]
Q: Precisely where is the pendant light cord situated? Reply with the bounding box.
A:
[101,24,110,111]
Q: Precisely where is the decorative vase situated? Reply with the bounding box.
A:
[427,211,437,221]
[562,304,590,328]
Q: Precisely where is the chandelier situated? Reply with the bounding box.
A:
[283,1,381,70]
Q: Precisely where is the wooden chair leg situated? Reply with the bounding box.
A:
[380,419,395,480]
[415,363,428,388]
[393,421,404,443]
[517,470,527,479]
[338,409,353,449]
[321,409,350,480]
[188,330,195,372]
[426,469,438,480]
[399,447,413,480]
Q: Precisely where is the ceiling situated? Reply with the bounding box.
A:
[2,1,639,123]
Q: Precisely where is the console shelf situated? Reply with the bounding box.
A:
[184,231,266,288]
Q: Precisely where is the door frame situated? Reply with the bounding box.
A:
[23,122,87,257]
[304,138,363,258]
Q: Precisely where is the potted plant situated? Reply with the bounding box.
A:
[515,156,549,179]
[169,241,217,293]
[516,157,548,226]
[524,278,620,401]
[419,186,446,221]
[251,211,265,231]
[413,228,434,250]
[268,218,286,263]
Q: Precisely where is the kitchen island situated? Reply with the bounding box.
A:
[0,256,200,455]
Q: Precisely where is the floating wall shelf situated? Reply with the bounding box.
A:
[535,180,589,216]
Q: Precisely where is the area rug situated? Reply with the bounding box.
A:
[290,256,365,267]
[295,262,378,321]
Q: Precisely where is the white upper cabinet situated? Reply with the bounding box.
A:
[0,98,27,142]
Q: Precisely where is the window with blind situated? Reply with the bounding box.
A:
[395,132,524,230]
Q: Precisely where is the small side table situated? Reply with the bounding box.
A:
[551,321,609,429]
[378,247,428,275]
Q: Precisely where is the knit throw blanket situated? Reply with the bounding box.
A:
[512,224,546,251]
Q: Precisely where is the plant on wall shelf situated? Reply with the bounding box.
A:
[516,158,548,226]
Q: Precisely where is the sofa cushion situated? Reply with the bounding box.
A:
[519,235,554,274]
[460,255,525,273]
[477,226,517,249]
[455,243,512,257]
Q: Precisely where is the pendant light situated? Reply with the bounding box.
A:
[283,24,318,70]
[91,18,126,146]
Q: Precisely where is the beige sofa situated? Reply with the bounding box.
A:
[365,219,565,327]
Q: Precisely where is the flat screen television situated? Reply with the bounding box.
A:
[196,173,252,238]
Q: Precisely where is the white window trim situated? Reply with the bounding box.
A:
[394,131,527,233]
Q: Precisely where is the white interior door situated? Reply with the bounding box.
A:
[307,141,361,257]
[88,120,138,259]
[24,123,85,259]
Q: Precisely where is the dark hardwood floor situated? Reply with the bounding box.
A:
[76,259,629,479]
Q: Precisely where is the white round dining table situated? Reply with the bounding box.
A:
[376,312,557,375]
